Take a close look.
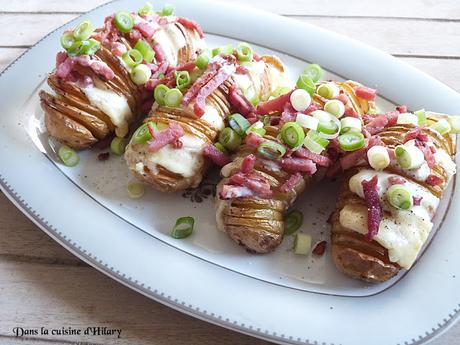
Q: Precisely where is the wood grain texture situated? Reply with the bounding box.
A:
[0,0,459,344]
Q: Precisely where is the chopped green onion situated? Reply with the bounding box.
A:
[397,113,419,125]
[66,40,85,57]
[127,183,145,199]
[110,137,127,155]
[296,74,316,95]
[171,216,194,239]
[138,2,153,16]
[114,11,134,33]
[154,84,170,106]
[303,136,325,154]
[317,83,340,99]
[236,42,253,62]
[338,132,365,152]
[134,39,155,63]
[133,122,157,144]
[130,64,152,85]
[312,110,341,138]
[246,121,266,137]
[60,32,76,50]
[73,20,94,41]
[164,88,183,107]
[387,185,413,210]
[212,44,234,56]
[158,3,175,16]
[324,99,345,118]
[290,88,311,112]
[430,119,451,135]
[195,49,211,70]
[293,233,312,255]
[367,145,390,171]
[303,64,322,83]
[414,109,427,126]
[284,210,303,236]
[281,122,305,148]
[340,116,362,133]
[296,114,318,131]
[395,144,425,169]
[448,116,460,134]
[79,38,100,55]
[174,71,191,90]
[367,105,381,115]
[214,142,228,154]
[272,86,291,97]
[307,130,329,148]
[257,140,286,160]
[219,127,242,151]
[228,113,250,136]
[122,49,143,68]
[58,145,80,167]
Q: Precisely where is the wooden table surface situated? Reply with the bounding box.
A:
[1,1,459,344]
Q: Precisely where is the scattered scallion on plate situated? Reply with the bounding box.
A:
[284,210,303,236]
[58,145,80,167]
[110,137,127,156]
[171,216,194,239]
[293,233,312,255]
[114,11,134,33]
[127,183,145,199]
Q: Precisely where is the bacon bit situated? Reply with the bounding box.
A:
[344,107,359,118]
[235,65,249,74]
[312,241,327,256]
[340,147,367,171]
[111,42,127,57]
[430,145,437,154]
[304,102,322,115]
[220,185,253,199]
[176,61,196,71]
[135,22,157,39]
[182,60,222,106]
[229,171,272,197]
[241,154,256,173]
[280,102,297,125]
[56,56,76,79]
[384,111,399,126]
[228,84,255,118]
[255,91,293,115]
[153,43,166,63]
[396,105,407,113]
[368,136,385,148]
[269,117,280,126]
[139,99,154,115]
[364,114,388,135]
[280,173,302,193]
[177,17,204,38]
[128,29,142,42]
[56,51,68,66]
[147,122,185,152]
[281,158,317,175]
[98,152,110,161]
[426,174,443,186]
[387,148,396,161]
[362,175,382,241]
[245,132,265,147]
[388,176,406,185]
[355,86,377,101]
[334,93,349,105]
[203,144,232,167]
[416,142,435,168]
[75,55,115,80]
[152,62,170,79]
[405,127,429,143]
[413,195,423,206]
[293,147,332,167]
[253,52,262,61]
[326,161,342,178]
[193,63,235,116]
[172,139,183,149]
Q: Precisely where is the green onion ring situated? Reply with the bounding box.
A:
[164,88,183,108]
[154,84,170,106]
[281,122,305,148]
[171,216,194,239]
[257,140,287,160]
[110,137,127,156]
[58,145,80,167]
[302,64,322,83]
[338,132,365,152]
[296,74,316,95]
[219,127,242,151]
[73,20,94,41]
[195,49,211,70]
[134,39,155,64]
[133,122,157,144]
[174,71,191,90]
[60,32,76,50]
[284,210,303,236]
[387,185,413,210]
[228,113,251,136]
[114,11,134,33]
[122,49,143,68]
[236,42,253,62]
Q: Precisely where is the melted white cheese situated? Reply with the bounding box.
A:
[344,169,440,268]
[435,149,456,182]
[82,86,132,137]
[153,24,186,65]
[200,104,224,130]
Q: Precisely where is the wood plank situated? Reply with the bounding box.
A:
[0,48,25,72]
[1,14,459,58]
[2,0,460,20]
[0,260,270,345]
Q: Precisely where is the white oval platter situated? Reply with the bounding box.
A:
[0,1,459,344]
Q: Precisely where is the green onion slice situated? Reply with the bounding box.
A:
[174,71,191,90]
[312,110,341,139]
[110,137,127,155]
[122,49,143,68]
[212,44,234,56]
[138,2,153,16]
[134,39,155,63]
[338,132,365,152]
[133,121,157,144]
[159,3,175,16]
[324,99,345,118]
[430,119,451,135]
[58,145,80,167]
[73,20,94,41]
[296,74,316,95]
[60,32,76,50]
[130,64,152,85]
[394,144,424,169]
[228,113,250,136]
[306,130,329,148]
[114,11,134,33]
[281,122,305,148]
[387,185,413,210]
[284,210,303,236]
[303,64,322,83]
[257,140,286,160]
[195,49,211,70]
[154,84,170,106]
[214,142,228,154]
[219,127,242,151]
[303,136,325,154]
[293,233,312,255]
[79,38,101,55]
[367,145,390,171]
[66,40,85,57]
[414,109,427,126]
[164,88,183,108]
[340,117,362,134]
[317,83,340,99]
[272,86,291,97]
[127,183,145,199]
[171,216,194,239]
[236,42,253,62]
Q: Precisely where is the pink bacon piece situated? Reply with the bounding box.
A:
[147,122,185,152]
[361,175,382,241]
[203,144,232,167]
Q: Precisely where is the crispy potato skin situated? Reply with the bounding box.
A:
[331,115,456,282]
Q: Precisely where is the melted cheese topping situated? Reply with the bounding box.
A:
[201,104,224,130]
[153,24,187,65]
[344,169,440,268]
[435,149,457,182]
[82,86,132,137]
